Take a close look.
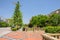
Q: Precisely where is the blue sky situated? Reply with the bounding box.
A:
[0,0,60,24]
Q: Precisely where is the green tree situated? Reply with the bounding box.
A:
[29,14,48,27]
[37,15,48,27]
[29,16,38,27]
[13,1,23,28]
[49,13,59,26]
[57,13,60,25]
[7,18,13,26]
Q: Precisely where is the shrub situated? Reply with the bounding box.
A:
[44,26,60,33]
[0,21,9,27]
[11,27,17,31]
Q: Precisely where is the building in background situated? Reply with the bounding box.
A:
[51,9,60,14]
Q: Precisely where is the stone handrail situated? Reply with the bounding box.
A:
[48,34,60,39]
[42,34,58,40]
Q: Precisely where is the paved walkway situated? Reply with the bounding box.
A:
[0,31,43,40]
[0,27,11,37]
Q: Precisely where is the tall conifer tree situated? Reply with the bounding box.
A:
[13,1,23,28]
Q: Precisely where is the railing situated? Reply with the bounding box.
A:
[42,34,59,40]
[48,34,60,40]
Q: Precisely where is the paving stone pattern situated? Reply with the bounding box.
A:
[0,31,43,40]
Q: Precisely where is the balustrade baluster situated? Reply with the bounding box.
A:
[57,35,59,39]
[59,36,60,39]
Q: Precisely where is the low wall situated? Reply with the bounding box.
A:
[42,34,58,40]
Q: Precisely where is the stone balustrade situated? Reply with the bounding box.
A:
[48,34,60,40]
[42,34,59,40]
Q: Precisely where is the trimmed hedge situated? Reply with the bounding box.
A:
[0,21,9,27]
[11,27,17,31]
[44,26,60,33]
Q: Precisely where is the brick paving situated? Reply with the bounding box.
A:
[0,38,8,40]
[0,31,43,40]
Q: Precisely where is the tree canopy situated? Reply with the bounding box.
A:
[29,13,60,27]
